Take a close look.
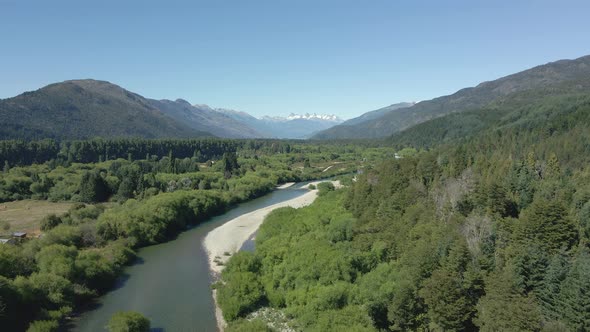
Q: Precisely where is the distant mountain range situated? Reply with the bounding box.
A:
[148,99,264,138]
[1,55,589,141]
[216,110,342,139]
[0,80,342,140]
[313,55,590,139]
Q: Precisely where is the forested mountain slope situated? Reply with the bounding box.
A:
[312,102,414,139]
[390,75,590,149]
[313,54,590,139]
[0,80,211,140]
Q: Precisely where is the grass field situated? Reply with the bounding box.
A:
[0,200,75,236]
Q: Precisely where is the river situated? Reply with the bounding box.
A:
[71,182,311,332]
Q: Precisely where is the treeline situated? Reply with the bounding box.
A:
[218,106,590,331]
[0,138,319,167]
[0,150,359,204]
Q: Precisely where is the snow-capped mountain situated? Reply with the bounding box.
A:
[285,113,341,121]
[214,109,343,139]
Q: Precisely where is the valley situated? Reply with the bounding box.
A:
[1,4,590,330]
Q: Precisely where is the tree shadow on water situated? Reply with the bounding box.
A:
[131,256,146,266]
[110,272,132,291]
[151,328,165,332]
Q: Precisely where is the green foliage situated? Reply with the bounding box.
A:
[107,311,150,332]
[219,110,590,332]
[0,139,370,331]
[40,214,62,231]
[26,320,59,332]
[226,319,274,332]
[78,170,109,203]
[218,271,265,321]
[419,241,479,331]
[35,245,77,279]
[0,245,32,278]
[514,198,578,252]
[475,267,542,331]
[222,152,240,178]
[97,190,227,245]
[557,250,590,331]
[317,181,335,196]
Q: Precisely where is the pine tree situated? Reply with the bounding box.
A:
[546,153,561,179]
[419,241,480,331]
[222,152,239,179]
[475,266,542,331]
[79,171,109,203]
[514,198,578,252]
[538,250,569,320]
[558,250,590,331]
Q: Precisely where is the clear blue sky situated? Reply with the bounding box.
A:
[1,0,590,119]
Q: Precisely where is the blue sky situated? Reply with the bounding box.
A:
[1,0,590,119]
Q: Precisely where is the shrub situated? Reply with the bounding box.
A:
[317,182,335,196]
[41,214,62,231]
[26,320,59,332]
[107,311,150,332]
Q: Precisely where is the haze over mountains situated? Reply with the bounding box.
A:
[0,55,589,141]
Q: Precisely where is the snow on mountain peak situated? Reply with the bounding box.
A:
[285,113,341,121]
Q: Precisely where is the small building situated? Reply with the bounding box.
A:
[12,232,27,239]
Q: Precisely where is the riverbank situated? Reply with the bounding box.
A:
[204,180,340,331]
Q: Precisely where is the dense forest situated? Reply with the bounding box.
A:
[0,139,381,331]
[217,92,590,331]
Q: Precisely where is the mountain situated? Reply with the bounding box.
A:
[340,102,415,126]
[0,79,210,140]
[284,113,340,121]
[390,73,590,149]
[0,79,270,140]
[313,55,590,139]
[311,102,414,139]
[216,110,343,139]
[258,113,343,139]
[148,100,264,138]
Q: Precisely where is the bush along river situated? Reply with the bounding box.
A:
[71,182,312,332]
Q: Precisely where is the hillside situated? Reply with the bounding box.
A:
[148,100,264,138]
[0,80,211,140]
[313,55,590,139]
[312,102,414,139]
[390,75,590,149]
